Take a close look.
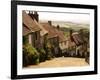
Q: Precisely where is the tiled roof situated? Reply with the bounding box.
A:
[68,37,76,47]
[27,12,48,36]
[34,20,48,36]
[41,23,67,43]
[23,24,32,36]
[53,28,67,42]
[71,32,84,46]
[60,32,85,50]
[41,23,58,39]
[22,11,41,33]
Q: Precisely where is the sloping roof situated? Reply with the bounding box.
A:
[23,24,32,36]
[41,23,58,38]
[68,37,76,47]
[22,11,41,33]
[53,27,67,42]
[27,12,48,36]
[60,32,85,50]
[34,20,48,36]
[41,23,67,42]
[71,32,84,46]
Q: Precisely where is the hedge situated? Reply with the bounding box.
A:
[38,48,46,62]
[23,44,39,67]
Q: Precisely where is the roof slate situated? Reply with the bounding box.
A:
[22,11,41,33]
[41,23,58,39]
[72,32,84,46]
[23,24,32,36]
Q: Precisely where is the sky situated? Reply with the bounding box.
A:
[38,11,90,24]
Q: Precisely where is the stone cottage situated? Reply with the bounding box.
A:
[28,11,48,49]
[67,29,88,57]
[22,11,41,49]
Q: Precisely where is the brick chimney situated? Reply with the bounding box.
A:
[57,25,60,30]
[33,11,39,22]
[70,29,73,41]
[28,11,39,22]
[48,21,52,26]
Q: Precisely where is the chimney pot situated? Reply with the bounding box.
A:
[33,11,39,22]
[28,11,39,22]
[70,29,73,41]
[48,21,52,26]
[57,25,60,30]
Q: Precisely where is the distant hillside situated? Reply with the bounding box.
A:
[65,22,89,31]
[52,21,90,31]
[53,21,90,37]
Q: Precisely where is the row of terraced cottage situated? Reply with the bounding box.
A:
[23,11,89,66]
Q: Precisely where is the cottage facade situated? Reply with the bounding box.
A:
[23,11,41,49]
[68,30,88,57]
[28,11,48,49]
[41,22,60,57]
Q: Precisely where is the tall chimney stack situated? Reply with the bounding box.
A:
[70,29,73,41]
[48,21,52,26]
[28,11,39,22]
[28,11,34,20]
[57,25,60,30]
[33,11,39,22]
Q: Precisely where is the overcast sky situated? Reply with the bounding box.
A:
[38,12,90,24]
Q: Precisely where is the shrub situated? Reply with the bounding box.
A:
[23,44,39,67]
[46,42,52,49]
[23,36,29,45]
[85,52,90,64]
[45,48,54,60]
[38,48,46,62]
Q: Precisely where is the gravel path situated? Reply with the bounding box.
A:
[26,57,89,68]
